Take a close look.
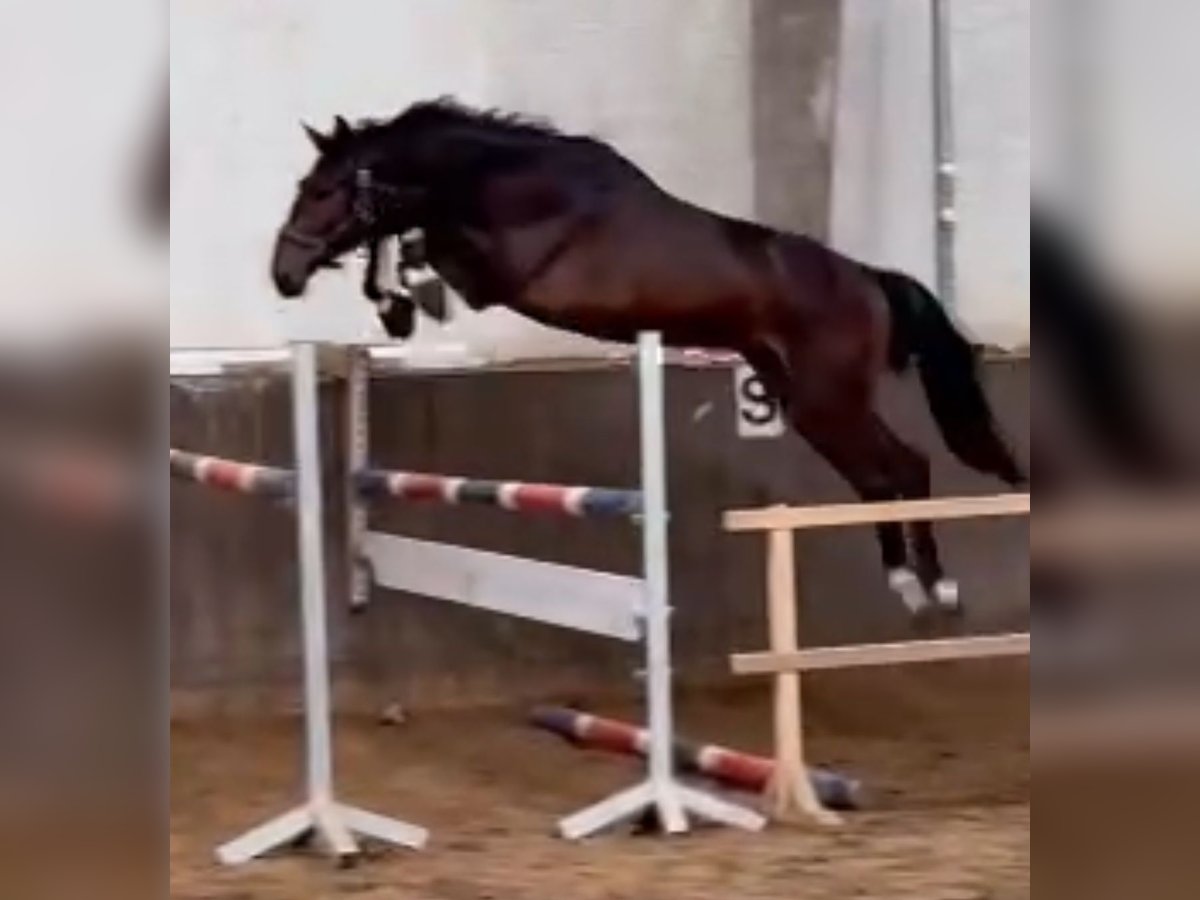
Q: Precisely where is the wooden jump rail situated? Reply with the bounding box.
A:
[723,492,1030,826]
[724,492,1031,532]
[169,448,296,500]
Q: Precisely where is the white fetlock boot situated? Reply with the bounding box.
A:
[888,568,931,617]
[933,578,961,613]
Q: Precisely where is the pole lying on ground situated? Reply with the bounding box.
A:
[530,706,862,811]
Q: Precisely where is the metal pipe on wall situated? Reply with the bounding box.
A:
[930,0,958,307]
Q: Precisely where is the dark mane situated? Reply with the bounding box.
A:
[389,97,564,140]
[309,98,573,174]
[313,99,567,163]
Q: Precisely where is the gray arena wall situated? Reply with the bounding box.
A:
[169,356,1029,715]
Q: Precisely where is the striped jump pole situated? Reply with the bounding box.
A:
[530,707,861,811]
[169,448,295,500]
[355,470,643,519]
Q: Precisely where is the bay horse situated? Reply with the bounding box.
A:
[271,99,1025,616]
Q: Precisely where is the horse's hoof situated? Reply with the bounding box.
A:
[933,579,962,614]
[888,568,930,616]
[378,297,416,338]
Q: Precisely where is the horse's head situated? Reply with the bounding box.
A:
[272,116,419,298]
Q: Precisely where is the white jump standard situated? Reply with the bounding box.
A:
[208,343,428,866]
[560,335,761,840]
[351,333,764,839]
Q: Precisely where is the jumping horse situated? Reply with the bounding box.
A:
[271,99,1025,616]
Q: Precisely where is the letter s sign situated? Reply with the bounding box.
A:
[733,364,785,438]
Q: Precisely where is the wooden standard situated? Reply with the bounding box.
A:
[763,527,841,825]
[724,493,1030,827]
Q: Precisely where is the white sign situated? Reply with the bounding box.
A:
[733,364,785,438]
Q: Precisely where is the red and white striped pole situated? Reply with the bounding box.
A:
[530,706,861,810]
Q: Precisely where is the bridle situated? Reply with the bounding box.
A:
[277,166,403,259]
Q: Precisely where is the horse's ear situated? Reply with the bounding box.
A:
[303,122,331,153]
[333,116,352,142]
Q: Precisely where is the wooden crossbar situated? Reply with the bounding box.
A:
[723,493,1030,533]
[732,633,1030,676]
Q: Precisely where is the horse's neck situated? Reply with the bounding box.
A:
[399,138,590,308]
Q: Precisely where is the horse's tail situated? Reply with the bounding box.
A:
[871,267,1025,486]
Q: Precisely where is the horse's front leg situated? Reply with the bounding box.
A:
[362,237,416,339]
[398,231,450,323]
[361,236,390,302]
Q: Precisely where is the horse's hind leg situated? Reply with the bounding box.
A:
[805,416,944,616]
[868,419,961,612]
[775,382,927,614]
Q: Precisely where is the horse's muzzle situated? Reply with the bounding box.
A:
[273,269,306,298]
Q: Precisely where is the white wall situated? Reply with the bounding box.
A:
[170,0,753,357]
[831,0,1030,347]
